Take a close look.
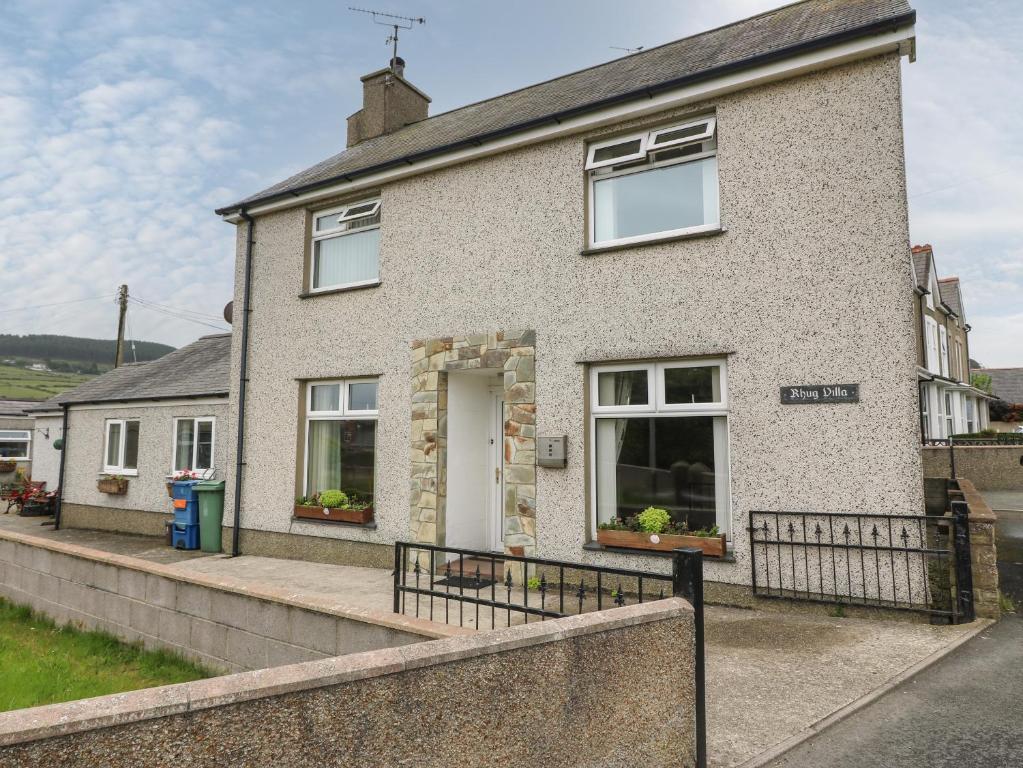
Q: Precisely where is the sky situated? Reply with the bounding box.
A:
[1,0,1020,366]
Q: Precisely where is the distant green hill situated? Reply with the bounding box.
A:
[0,335,175,368]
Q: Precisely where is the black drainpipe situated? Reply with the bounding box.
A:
[231,209,255,557]
[54,404,70,530]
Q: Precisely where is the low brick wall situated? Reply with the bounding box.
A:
[951,478,1000,620]
[0,599,696,768]
[922,445,1023,490]
[0,529,454,674]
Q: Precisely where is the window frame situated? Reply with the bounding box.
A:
[0,429,31,461]
[588,359,730,540]
[302,378,379,498]
[171,417,217,473]
[103,419,140,475]
[585,116,719,250]
[309,197,382,294]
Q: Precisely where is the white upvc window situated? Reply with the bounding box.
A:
[919,386,930,441]
[310,198,381,292]
[0,430,31,460]
[966,397,976,433]
[938,326,949,377]
[944,392,955,437]
[924,316,940,374]
[104,419,139,474]
[586,116,719,249]
[304,378,379,500]
[173,417,216,472]
[589,359,729,538]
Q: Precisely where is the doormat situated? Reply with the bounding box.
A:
[434,576,498,590]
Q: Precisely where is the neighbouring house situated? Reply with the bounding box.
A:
[26,334,230,536]
[976,367,1023,432]
[212,0,922,588]
[910,244,992,440]
[0,400,37,482]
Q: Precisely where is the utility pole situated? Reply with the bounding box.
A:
[114,284,128,368]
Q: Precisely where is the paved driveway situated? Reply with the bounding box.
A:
[764,617,1023,767]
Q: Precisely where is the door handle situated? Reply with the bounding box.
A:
[495,467,501,484]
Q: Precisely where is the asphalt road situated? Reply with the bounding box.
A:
[766,616,1023,767]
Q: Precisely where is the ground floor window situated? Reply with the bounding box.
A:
[174,418,215,472]
[920,385,930,440]
[590,360,729,536]
[944,392,955,437]
[304,379,378,503]
[966,397,976,433]
[104,419,139,473]
[0,430,30,460]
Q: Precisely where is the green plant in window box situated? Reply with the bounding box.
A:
[596,507,726,557]
[293,489,374,525]
[97,474,129,495]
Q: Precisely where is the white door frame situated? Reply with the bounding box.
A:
[487,386,505,552]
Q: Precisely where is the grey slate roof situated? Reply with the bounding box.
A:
[25,334,230,411]
[0,400,38,417]
[938,278,962,318]
[979,368,1023,405]
[217,0,915,215]
[911,249,930,290]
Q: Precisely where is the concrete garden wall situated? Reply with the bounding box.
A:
[0,598,696,768]
[922,445,1023,490]
[0,527,448,674]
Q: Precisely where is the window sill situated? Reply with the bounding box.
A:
[99,470,138,478]
[290,516,377,530]
[581,226,725,256]
[583,540,735,564]
[299,281,381,299]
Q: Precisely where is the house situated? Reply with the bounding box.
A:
[0,400,38,481]
[27,334,230,536]
[975,367,1023,431]
[212,0,922,587]
[911,244,992,440]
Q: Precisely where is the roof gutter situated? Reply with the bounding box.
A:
[215,10,915,217]
[231,209,255,557]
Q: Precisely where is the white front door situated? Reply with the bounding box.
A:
[487,388,505,552]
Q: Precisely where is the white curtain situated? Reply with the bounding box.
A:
[175,420,194,471]
[314,229,380,288]
[307,420,341,494]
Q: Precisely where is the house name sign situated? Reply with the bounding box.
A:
[780,384,859,404]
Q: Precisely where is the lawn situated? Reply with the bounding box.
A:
[0,598,211,712]
[0,364,93,401]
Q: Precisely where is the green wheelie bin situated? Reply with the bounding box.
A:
[194,480,226,553]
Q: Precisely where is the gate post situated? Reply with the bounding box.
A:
[673,548,706,768]
[951,501,975,623]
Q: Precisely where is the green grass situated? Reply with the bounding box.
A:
[0,364,93,401]
[0,598,211,712]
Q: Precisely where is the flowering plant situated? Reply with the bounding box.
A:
[171,469,201,481]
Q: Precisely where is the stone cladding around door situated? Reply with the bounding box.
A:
[410,330,537,555]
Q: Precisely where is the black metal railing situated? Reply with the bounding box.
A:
[393,541,708,767]
[749,508,974,623]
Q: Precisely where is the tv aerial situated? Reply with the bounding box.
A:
[610,45,644,54]
[349,7,425,70]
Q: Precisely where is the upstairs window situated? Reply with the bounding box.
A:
[104,419,139,474]
[174,417,215,472]
[0,430,30,460]
[938,326,949,377]
[311,198,381,291]
[586,117,719,248]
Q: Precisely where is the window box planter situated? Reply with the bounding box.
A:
[596,529,727,558]
[97,477,129,495]
[0,461,17,474]
[293,503,374,525]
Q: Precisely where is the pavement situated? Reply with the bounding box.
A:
[0,513,983,767]
[763,616,1021,767]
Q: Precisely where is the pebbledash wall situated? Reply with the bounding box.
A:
[224,54,922,586]
[48,400,230,535]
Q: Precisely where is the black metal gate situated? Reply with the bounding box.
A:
[749,502,974,623]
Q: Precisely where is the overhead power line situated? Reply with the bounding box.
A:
[127,298,229,332]
[130,296,226,322]
[0,294,114,315]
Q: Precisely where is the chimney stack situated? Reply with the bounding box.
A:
[346,57,430,148]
